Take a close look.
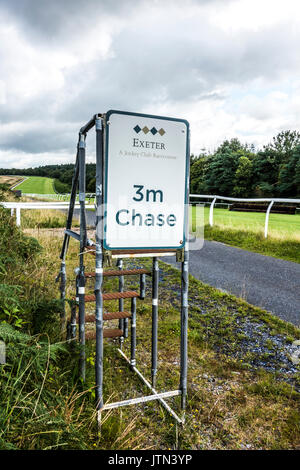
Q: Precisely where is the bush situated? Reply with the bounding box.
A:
[0,323,73,450]
[0,207,42,267]
[30,298,64,341]
[53,178,70,194]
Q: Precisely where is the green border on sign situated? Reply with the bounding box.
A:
[103,109,190,251]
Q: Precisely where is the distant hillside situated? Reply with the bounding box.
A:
[0,164,96,193]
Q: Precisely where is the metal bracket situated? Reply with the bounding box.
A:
[176,248,184,262]
[95,116,103,130]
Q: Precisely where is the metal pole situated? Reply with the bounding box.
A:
[72,273,80,340]
[265,200,274,238]
[117,259,125,348]
[60,145,80,260]
[151,257,159,387]
[130,297,137,369]
[80,114,99,135]
[59,260,66,330]
[180,128,190,411]
[180,245,189,410]
[140,273,146,300]
[95,115,104,411]
[70,303,77,340]
[78,133,86,381]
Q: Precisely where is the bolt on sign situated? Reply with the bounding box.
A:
[103,110,190,249]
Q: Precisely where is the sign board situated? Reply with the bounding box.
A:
[103,110,189,250]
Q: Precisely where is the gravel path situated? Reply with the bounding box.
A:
[162,240,300,327]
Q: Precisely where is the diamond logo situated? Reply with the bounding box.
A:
[134,124,166,136]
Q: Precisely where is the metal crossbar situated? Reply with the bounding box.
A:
[102,390,181,411]
[116,349,184,424]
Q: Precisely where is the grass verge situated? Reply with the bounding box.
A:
[0,202,299,450]
[204,225,300,264]
[190,206,300,263]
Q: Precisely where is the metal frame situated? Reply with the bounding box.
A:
[57,111,190,426]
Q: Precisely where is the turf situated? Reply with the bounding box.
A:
[191,206,300,240]
[190,206,300,264]
[14,176,56,194]
[0,200,299,450]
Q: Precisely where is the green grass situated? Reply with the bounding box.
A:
[0,205,299,450]
[192,206,300,240]
[190,206,300,263]
[204,225,300,264]
[14,176,56,194]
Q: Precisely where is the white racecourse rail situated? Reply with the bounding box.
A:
[1,201,94,227]
[2,195,300,237]
[190,194,300,238]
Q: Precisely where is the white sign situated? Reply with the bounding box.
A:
[103,110,189,250]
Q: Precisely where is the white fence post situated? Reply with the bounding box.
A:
[190,194,300,238]
[264,200,274,239]
[209,197,217,227]
[16,207,21,226]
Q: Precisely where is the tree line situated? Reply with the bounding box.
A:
[0,130,299,198]
[190,130,300,198]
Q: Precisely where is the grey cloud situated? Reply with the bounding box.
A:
[0,0,223,44]
[58,19,300,122]
[0,0,299,163]
[0,121,79,153]
[0,0,135,44]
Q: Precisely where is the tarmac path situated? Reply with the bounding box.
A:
[162,240,300,327]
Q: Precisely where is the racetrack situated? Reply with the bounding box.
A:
[12,176,56,194]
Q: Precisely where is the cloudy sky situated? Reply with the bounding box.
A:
[1,0,300,168]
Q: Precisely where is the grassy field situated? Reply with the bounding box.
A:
[13,176,56,194]
[0,191,299,450]
[191,206,300,263]
[21,208,79,229]
[203,207,300,240]
[1,227,298,450]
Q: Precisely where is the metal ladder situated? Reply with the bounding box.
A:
[56,113,189,426]
[69,265,151,353]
